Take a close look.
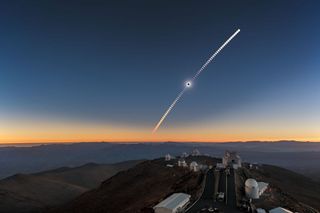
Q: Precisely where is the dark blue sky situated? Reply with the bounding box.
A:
[1,1,320,142]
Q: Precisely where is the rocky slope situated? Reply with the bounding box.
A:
[0,160,141,213]
[53,158,205,213]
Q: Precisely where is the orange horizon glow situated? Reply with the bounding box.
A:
[1,132,320,144]
[1,125,320,143]
[1,139,319,144]
[1,132,319,144]
[1,111,320,144]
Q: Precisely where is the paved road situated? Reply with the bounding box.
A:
[222,169,238,212]
[226,170,237,209]
[186,169,215,213]
[187,168,240,213]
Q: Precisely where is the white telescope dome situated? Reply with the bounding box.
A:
[245,178,258,187]
[245,178,259,199]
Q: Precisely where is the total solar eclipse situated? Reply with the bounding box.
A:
[152,29,240,133]
[185,81,192,88]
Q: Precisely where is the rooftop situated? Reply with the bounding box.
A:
[154,193,190,210]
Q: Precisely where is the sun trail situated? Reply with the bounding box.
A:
[152,29,240,133]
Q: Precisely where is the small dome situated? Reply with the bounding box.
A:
[245,178,258,187]
[190,161,198,166]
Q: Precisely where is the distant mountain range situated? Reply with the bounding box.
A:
[0,160,141,213]
[0,141,320,180]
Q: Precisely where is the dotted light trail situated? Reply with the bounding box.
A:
[152,29,240,133]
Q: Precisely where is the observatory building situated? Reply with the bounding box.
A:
[189,161,199,172]
[222,150,242,169]
[178,159,187,167]
[153,193,191,213]
[245,178,268,199]
[165,154,173,161]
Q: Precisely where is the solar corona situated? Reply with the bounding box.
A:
[185,81,192,88]
[152,29,241,133]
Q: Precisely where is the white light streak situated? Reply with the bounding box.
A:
[192,29,240,80]
[152,87,187,133]
[152,29,240,133]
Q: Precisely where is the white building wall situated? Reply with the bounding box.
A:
[165,154,172,161]
[178,160,187,167]
[245,185,259,199]
[232,164,239,169]
[154,207,173,213]
[256,208,266,213]
[258,182,268,196]
[216,163,225,169]
[222,156,228,166]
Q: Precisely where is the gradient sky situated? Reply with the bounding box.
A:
[1,0,320,143]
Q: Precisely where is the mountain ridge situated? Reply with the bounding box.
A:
[0,160,142,213]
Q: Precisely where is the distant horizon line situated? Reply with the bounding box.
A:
[0,139,319,146]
